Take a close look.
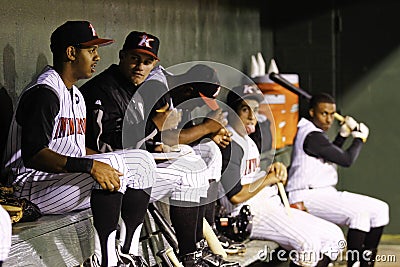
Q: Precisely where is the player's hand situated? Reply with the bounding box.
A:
[351,122,369,143]
[204,109,226,133]
[162,108,182,130]
[339,124,351,137]
[344,116,359,131]
[340,116,358,137]
[268,162,287,185]
[211,128,232,148]
[91,160,123,192]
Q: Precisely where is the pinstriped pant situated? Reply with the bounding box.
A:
[288,186,390,232]
[192,141,222,183]
[13,149,157,214]
[242,187,345,266]
[150,151,209,204]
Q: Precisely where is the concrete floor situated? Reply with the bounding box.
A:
[248,235,400,267]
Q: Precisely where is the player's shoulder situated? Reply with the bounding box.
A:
[80,65,118,92]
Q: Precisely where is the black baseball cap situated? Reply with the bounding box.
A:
[50,21,114,52]
[122,31,160,60]
[180,64,221,110]
[227,84,264,110]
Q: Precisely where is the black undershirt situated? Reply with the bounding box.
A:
[16,85,60,163]
[303,131,364,167]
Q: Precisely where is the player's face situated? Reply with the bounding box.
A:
[310,102,336,131]
[119,50,158,86]
[72,45,101,80]
[236,99,259,134]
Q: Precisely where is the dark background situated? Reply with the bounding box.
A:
[0,0,398,233]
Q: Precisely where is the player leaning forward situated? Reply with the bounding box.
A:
[286,93,389,267]
[1,21,157,267]
[220,85,345,267]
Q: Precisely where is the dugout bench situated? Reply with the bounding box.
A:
[0,88,279,267]
[4,204,279,267]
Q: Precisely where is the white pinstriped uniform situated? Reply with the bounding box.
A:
[192,141,222,182]
[226,126,344,266]
[0,206,11,262]
[150,145,210,204]
[287,118,389,232]
[2,66,156,214]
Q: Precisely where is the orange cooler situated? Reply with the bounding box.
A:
[253,74,299,150]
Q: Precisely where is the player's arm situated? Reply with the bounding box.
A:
[304,131,363,167]
[220,142,284,204]
[230,162,287,204]
[210,128,232,148]
[161,109,226,145]
[17,86,121,191]
[28,147,122,191]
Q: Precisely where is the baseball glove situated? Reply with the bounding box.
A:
[0,185,42,223]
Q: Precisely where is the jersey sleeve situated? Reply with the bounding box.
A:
[16,85,60,163]
[220,142,244,200]
[303,131,364,167]
[83,88,123,152]
[136,80,171,118]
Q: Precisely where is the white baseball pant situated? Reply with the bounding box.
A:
[242,187,345,266]
[288,186,389,232]
[13,149,157,214]
[150,148,209,204]
[192,141,222,182]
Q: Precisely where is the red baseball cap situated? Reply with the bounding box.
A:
[50,21,114,52]
[122,31,160,60]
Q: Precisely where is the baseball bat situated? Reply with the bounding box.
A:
[277,182,292,217]
[165,247,184,267]
[268,72,345,122]
[156,248,175,267]
[203,218,228,259]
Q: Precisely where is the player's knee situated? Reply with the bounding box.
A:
[105,152,125,169]
[374,200,390,225]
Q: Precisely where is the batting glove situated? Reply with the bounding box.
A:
[351,122,369,143]
[344,116,359,131]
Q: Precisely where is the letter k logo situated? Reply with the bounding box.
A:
[138,34,154,48]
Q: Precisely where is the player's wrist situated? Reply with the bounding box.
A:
[65,157,94,173]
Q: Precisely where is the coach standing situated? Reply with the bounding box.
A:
[286,93,389,267]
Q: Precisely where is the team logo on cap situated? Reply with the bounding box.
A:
[243,85,260,95]
[89,23,97,37]
[138,34,154,48]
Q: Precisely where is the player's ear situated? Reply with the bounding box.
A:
[309,108,315,118]
[66,46,77,61]
[151,58,159,67]
[119,50,125,61]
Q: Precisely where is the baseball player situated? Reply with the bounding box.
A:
[80,32,237,267]
[220,85,345,267]
[286,93,389,267]
[0,205,11,267]
[146,63,231,222]
[142,63,241,264]
[1,21,157,267]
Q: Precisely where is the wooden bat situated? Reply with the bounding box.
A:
[165,247,184,267]
[269,72,345,123]
[277,182,292,217]
[203,218,228,259]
